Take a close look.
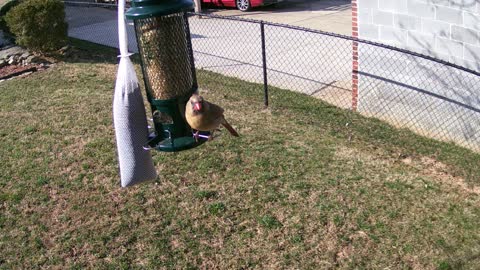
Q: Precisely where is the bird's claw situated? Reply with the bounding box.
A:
[192,130,214,142]
[208,130,215,141]
[193,131,200,142]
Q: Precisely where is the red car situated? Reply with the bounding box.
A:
[202,0,281,11]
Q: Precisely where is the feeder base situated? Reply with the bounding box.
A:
[144,132,210,152]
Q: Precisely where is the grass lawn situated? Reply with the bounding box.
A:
[1,39,480,269]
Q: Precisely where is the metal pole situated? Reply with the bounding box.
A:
[260,21,269,108]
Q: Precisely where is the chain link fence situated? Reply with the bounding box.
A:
[64,2,480,152]
[356,42,480,152]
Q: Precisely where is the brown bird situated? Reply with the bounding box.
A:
[185,94,239,140]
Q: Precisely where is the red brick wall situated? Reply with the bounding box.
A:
[351,0,359,111]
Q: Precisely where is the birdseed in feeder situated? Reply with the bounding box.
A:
[136,13,193,100]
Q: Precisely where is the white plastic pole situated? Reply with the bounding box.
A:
[194,0,202,13]
[118,0,128,56]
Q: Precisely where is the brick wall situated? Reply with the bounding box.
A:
[357,0,480,71]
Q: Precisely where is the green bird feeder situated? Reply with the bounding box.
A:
[126,0,207,152]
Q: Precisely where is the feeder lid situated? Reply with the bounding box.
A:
[126,0,193,20]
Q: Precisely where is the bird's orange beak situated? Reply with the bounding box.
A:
[193,102,202,111]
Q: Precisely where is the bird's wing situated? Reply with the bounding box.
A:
[206,101,225,119]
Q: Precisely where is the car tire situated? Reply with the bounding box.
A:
[236,0,251,11]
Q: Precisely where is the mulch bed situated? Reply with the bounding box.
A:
[0,64,42,80]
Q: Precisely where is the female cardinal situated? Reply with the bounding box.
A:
[185,94,239,140]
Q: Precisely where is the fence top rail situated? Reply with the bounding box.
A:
[188,12,480,78]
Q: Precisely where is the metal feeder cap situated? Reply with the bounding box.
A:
[125,0,194,20]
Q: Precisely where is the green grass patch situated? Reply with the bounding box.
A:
[195,190,218,200]
[259,215,282,229]
[0,39,479,269]
[208,202,226,216]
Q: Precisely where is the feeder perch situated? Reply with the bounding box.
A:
[126,0,208,152]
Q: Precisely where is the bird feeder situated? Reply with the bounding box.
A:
[126,0,207,152]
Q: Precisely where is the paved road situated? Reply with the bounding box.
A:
[65,2,353,108]
[66,5,139,53]
[202,0,352,35]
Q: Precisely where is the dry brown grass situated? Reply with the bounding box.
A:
[0,40,479,269]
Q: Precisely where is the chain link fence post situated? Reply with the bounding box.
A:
[260,20,269,108]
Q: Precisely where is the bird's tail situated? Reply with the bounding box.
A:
[222,120,239,137]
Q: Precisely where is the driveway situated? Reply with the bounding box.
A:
[201,0,352,35]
